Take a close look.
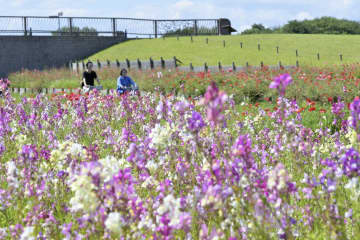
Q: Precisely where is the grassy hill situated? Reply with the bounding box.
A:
[89,34,360,67]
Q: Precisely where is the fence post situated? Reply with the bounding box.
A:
[279,61,282,68]
[116,59,120,68]
[126,59,130,69]
[137,59,142,70]
[194,20,198,35]
[76,62,79,73]
[161,57,165,69]
[240,42,243,48]
[217,19,220,35]
[276,46,279,54]
[82,61,85,71]
[340,54,343,61]
[218,61,222,71]
[204,62,208,72]
[246,62,249,68]
[154,20,158,38]
[206,38,208,44]
[23,17,27,36]
[232,62,236,71]
[112,18,116,37]
[173,56,178,68]
[191,35,193,42]
[190,63,194,71]
[258,43,261,51]
[296,60,299,68]
[150,57,154,69]
[69,18,73,35]
[260,61,264,68]
[223,40,225,48]
[107,60,111,67]
[296,49,298,57]
[97,60,101,69]
[317,53,320,60]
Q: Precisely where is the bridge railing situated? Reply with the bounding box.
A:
[0,16,220,38]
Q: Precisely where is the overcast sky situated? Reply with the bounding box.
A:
[0,0,359,32]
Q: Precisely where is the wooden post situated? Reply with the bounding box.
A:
[107,89,110,95]
[279,61,282,68]
[296,60,299,68]
[206,38,208,44]
[276,46,279,54]
[126,59,130,69]
[340,54,343,61]
[232,62,236,71]
[190,63,194,71]
[173,56,178,68]
[23,17,27,36]
[76,62,79,73]
[82,61,85,70]
[161,57,165,69]
[240,42,243,48]
[45,88,48,94]
[107,60,111,67]
[204,62,208,72]
[258,43,260,51]
[191,35,193,42]
[296,50,298,57]
[317,53,320,60]
[97,60,101,69]
[218,61,222,71]
[261,61,264,68]
[137,59,142,70]
[116,59,120,68]
[223,40,225,48]
[246,62,249,68]
[150,57,154,69]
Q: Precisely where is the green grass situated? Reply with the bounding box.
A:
[89,34,360,67]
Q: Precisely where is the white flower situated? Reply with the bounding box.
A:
[149,123,173,149]
[20,226,35,240]
[99,156,130,182]
[105,212,124,235]
[69,174,99,213]
[157,194,182,227]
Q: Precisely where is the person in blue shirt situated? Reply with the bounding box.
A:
[117,68,138,95]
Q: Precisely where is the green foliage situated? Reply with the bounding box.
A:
[52,26,98,36]
[281,17,360,34]
[242,24,275,34]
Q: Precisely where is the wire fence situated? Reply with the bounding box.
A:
[0,16,220,38]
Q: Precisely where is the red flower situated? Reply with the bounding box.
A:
[319,109,326,113]
[296,107,305,113]
[327,97,333,103]
[308,107,316,112]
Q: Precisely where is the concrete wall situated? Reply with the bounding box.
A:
[0,36,126,78]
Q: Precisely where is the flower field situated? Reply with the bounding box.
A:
[9,64,360,105]
[0,72,360,239]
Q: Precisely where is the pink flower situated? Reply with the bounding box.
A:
[269,74,292,96]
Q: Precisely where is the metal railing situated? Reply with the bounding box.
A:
[0,16,220,38]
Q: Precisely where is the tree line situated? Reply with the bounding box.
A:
[242,17,360,34]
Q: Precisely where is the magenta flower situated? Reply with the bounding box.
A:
[269,74,292,96]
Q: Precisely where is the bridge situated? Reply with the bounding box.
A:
[0,16,236,78]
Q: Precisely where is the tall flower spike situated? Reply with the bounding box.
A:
[269,74,292,96]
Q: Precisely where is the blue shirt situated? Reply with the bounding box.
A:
[117,76,137,93]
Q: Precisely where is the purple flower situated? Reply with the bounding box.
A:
[187,111,205,132]
[340,148,360,178]
[350,99,360,132]
[269,74,292,96]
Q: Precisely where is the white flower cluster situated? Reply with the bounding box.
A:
[98,156,131,182]
[42,141,87,173]
[157,194,182,227]
[6,161,20,189]
[69,172,99,213]
[149,123,174,149]
[105,212,124,235]
[20,226,35,240]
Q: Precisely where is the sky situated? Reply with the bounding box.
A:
[0,0,359,33]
